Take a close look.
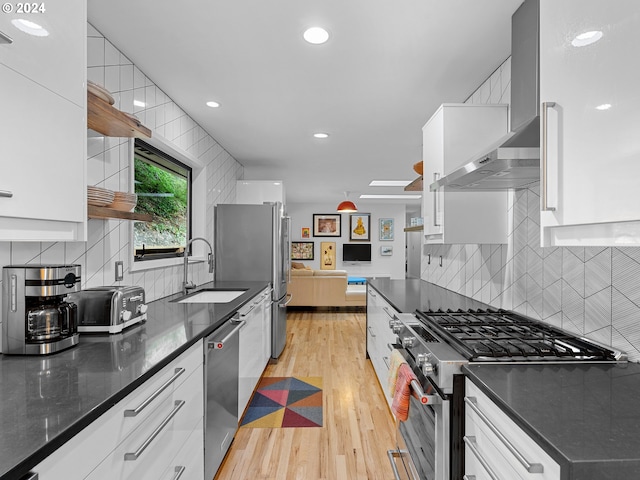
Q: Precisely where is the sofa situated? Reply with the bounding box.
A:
[287,267,366,307]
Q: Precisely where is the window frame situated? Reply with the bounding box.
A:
[128,136,207,273]
[133,139,193,262]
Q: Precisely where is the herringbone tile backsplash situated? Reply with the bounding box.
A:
[422,58,640,361]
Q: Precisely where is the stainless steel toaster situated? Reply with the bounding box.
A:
[68,286,147,334]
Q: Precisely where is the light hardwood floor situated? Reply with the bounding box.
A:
[215,309,397,480]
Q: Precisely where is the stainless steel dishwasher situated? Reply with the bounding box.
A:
[204,317,245,479]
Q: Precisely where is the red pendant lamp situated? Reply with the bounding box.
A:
[337,192,358,212]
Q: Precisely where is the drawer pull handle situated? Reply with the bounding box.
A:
[124,368,185,417]
[464,436,499,480]
[382,306,398,321]
[172,466,186,480]
[0,31,13,44]
[124,400,185,461]
[383,356,390,368]
[367,326,376,338]
[463,476,476,480]
[0,190,13,198]
[465,397,544,473]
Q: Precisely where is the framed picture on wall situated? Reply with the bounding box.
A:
[349,213,370,241]
[379,218,394,241]
[301,227,310,239]
[320,242,336,269]
[313,214,341,237]
[291,241,314,260]
[380,245,393,256]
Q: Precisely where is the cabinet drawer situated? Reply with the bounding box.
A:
[86,363,203,480]
[159,426,204,480]
[465,380,560,480]
[34,342,203,480]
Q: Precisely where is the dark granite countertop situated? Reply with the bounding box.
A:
[464,362,640,480]
[0,280,269,480]
[367,277,489,313]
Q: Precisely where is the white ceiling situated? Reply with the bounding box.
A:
[88,0,523,207]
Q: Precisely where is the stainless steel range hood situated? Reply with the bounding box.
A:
[431,0,540,192]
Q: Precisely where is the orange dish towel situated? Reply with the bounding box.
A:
[391,363,418,422]
[387,349,406,398]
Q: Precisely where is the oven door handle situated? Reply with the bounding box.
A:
[465,397,544,473]
[387,450,420,480]
[410,379,441,405]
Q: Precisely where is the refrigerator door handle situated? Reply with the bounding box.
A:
[280,293,293,306]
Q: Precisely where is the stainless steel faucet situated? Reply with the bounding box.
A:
[183,237,214,294]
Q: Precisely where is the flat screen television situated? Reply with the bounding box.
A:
[342,243,371,262]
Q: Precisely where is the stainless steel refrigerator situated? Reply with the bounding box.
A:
[214,203,290,359]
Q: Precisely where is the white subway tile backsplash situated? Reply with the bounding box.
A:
[87,37,105,68]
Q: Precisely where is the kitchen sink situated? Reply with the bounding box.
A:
[176,289,246,304]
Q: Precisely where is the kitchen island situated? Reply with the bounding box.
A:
[0,281,269,480]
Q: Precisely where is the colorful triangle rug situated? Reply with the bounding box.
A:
[240,376,323,428]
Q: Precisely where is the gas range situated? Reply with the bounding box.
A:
[393,308,625,392]
[388,309,625,480]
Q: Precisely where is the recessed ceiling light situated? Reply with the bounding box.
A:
[206,101,220,108]
[359,194,422,199]
[11,19,48,37]
[596,103,612,110]
[571,30,603,47]
[313,133,329,139]
[303,27,329,45]
[133,100,146,107]
[368,180,412,187]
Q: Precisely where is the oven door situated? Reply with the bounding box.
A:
[387,350,452,480]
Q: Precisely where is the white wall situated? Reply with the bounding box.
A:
[287,202,406,279]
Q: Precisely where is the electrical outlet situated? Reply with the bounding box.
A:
[115,261,124,281]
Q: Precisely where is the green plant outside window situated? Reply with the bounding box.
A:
[133,140,191,261]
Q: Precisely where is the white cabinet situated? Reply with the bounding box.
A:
[464,379,560,480]
[422,104,509,244]
[539,0,640,246]
[236,180,285,206]
[366,286,400,409]
[33,341,204,480]
[238,287,271,418]
[0,0,86,242]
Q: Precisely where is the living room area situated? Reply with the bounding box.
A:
[286,202,409,308]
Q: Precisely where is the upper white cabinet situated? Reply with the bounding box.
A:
[0,1,86,242]
[236,180,285,206]
[539,0,640,246]
[423,104,509,244]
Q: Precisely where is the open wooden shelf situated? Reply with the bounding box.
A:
[87,90,152,138]
[88,205,153,222]
[403,225,424,232]
[404,176,423,192]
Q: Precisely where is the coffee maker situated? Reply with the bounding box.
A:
[2,265,81,355]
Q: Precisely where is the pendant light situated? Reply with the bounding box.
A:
[337,191,358,212]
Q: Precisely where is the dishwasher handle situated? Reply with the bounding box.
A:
[208,320,246,349]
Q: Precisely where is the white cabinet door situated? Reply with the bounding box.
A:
[366,287,400,409]
[238,288,271,418]
[0,0,86,107]
[261,291,272,367]
[0,65,85,232]
[539,0,640,246]
[422,104,509,245]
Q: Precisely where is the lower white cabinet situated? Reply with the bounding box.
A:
[238,287,271,418]
[366,286,400,409]
[33,341,204,480]
[464,379,560,480]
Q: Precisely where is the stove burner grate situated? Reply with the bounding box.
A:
[415,309,618,361]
